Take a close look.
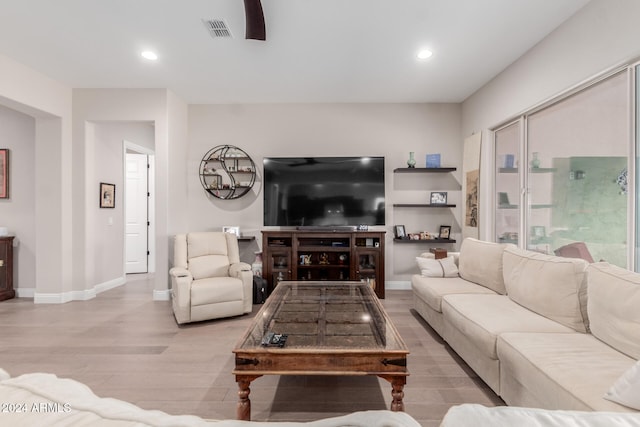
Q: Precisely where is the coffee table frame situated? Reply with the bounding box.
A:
[232,281,409,420]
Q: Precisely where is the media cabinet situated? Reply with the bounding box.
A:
[261,230,386,298]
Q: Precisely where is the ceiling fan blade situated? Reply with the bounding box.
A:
[243,0,266,41]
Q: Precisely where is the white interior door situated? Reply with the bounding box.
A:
[126,153,149,273]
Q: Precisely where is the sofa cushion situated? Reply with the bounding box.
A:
[458,238,513,294]
[440,403,640,427]
[605,360,640,410]
[416,256,459,277]
[411,275,496,313]
[502,247,589,333]
[588,262,640,360]
[442,294,574,360]
[497,332,637,412]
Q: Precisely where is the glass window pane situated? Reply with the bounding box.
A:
[495,121,521,245]
[527,71,629,267]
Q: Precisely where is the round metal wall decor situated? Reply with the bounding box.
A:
[199,145,256,200]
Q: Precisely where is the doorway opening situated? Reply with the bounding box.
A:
[124,140,155,274]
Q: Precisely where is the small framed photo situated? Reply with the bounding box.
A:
[99,182,115,208]
[439,225,452,240]
[222,226,240,237]
[430,191,448,205]
[394,225,406,239]
[0,149,8,199]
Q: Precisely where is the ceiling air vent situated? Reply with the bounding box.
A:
[203,19,233,39]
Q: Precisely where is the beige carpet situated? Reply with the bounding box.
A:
[0,274,503,426]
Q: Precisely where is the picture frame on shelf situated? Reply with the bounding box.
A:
[439,225,452,240]
[0,149,9,199]
[222,226,240,237]
[426,153,441,168]
[430,191,448,205]
[394,225,407,239]
[99,182,115,208]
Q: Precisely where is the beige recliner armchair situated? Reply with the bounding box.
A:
[169,232,253,324]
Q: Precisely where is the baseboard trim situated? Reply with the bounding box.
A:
[34,276,126,304]
[15,287,35,298]
[153,289,171,301]
[95,276,126,294]
[385,280,411,290]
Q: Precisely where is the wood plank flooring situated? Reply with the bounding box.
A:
[0,274,503,426]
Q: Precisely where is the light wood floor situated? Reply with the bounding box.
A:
[0,275,503,426]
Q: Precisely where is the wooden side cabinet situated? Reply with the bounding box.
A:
[0,236,15,301]
[262,230,386,298]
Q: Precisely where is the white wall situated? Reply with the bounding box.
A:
[73,89,188,299]
[91,122,154,286]
[187,103,462,282]
[0,105,35,291]
[0,53,73,299]
[462,0,640,239]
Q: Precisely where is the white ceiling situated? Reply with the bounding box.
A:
[0,0,590,104]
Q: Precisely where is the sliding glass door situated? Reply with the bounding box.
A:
[494,69,631,269]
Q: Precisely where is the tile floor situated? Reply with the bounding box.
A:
[0,275,503,426]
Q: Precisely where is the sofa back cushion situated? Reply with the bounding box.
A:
[458,238,513,294]
[588,262,640,359]
[503,247,589,333]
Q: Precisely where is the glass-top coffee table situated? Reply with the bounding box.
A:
[232,281,409,420]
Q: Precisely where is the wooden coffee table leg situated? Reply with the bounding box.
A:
[379,375,406,412]
[236,375,261,420]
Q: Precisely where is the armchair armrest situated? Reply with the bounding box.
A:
[229,262,252,277]
[169,267,193,324]
[229,262,254,314]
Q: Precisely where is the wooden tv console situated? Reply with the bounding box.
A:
[262,230,386,298]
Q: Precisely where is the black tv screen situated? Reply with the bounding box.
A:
[263,157,385,227]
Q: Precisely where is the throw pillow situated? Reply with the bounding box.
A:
[416,256,459,278]
[604,360,640,410]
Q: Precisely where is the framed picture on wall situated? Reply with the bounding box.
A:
[100,182,116,208]
[0,149,8,199]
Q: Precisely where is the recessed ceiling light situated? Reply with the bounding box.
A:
[416,49,433,60]
[141,50,158,61]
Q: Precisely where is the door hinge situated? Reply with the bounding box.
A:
[147,250,150,255]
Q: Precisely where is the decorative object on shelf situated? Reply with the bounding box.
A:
[318,253,329,264]
[430,191,448,205]
[199,145,256,200]
[425,153,441,168]
[394,225,407,239]
[222,226,240,237]
[0,149,9,199]
[439,225,452,239]
[406,151,416,168]
[504,154,515,168]
[299,254,312,265]
[99,182,115,208]
[530,152,541,169]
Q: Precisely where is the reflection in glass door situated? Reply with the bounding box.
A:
[495,120,522,245]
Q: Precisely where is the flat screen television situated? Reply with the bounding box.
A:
[263,156,385,227]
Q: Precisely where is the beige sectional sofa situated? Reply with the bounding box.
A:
[0,368,421,426]
[412,238,640,413]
